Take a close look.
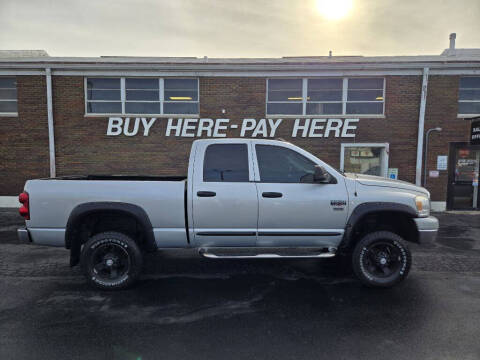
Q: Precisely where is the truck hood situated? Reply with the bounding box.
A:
[346,173,430,197]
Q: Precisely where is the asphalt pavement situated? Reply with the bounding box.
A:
[0,209,479,360]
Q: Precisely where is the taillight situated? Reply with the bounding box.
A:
[19,192,30,220]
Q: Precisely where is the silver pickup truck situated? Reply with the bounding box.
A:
[17,138,438,290]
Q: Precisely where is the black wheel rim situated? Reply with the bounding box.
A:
[361,241,403,279]
[90,242,130,285]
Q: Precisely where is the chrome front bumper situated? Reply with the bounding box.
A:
[17,227,32,242]
[414,216,439,244]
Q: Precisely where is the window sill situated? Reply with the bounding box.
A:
[0,113,18,117]
[84,113,200,118]
[457,114,480,118]
[265,114,386,119]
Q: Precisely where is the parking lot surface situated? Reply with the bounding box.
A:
[1,209,479,360]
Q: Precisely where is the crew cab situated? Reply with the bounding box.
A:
[17,139,439,290]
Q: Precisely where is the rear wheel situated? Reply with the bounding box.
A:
[352,231,411,288]
[80,231,143,290]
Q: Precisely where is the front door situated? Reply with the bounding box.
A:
[253,143,349,248]
[192,142,258,247]
[448,144,480,210]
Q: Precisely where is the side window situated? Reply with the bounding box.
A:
[203,144,249,182]
[256,145,316,183]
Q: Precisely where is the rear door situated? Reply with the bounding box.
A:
[253,142,349,248]
[191,141,258,247]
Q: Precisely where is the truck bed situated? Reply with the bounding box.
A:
[36,175,187,181]
[24,177,188,248]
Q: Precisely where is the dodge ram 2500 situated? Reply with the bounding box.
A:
[17,139,439,290]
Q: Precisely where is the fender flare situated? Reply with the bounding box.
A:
[339,202,418,251]
[66,202,157,266]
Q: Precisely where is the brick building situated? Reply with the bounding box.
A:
[1,37,480,211]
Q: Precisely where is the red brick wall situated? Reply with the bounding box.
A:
[0,74,469,203]
[424,75,470,201]
[0,76,49,196]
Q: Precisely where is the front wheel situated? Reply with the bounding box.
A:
[352,231,411,288]
[80,231,143,290]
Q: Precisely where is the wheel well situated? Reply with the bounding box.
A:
[68,210,149,266]
[348,211,418,249]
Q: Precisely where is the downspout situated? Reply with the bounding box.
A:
[45,68,56,178]
[415,67,429,186]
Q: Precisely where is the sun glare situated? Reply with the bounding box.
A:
[316,0,353,20]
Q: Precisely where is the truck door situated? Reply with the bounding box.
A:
[191,141,258,246]
[253,143,348,248]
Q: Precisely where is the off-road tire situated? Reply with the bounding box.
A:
[352,231,411,288]
[80,231,143,290]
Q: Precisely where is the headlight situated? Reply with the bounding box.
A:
[415,196,430,217]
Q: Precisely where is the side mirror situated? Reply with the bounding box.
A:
[313,165,332,183]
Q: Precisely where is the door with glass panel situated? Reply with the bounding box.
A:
[448,144,480,210]
[254,143,348,247]
[192,142,258,247]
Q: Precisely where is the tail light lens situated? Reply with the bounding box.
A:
[19,192,30,220]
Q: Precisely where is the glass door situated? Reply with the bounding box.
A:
[448,145,480,210]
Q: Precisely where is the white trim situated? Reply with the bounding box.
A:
[2,67,474,77]
[415,67,429,186]
[458,114,480,118]
[431,201,446,212]
[83,77,88,115]
[83,113,200,118]
[159,78,164,114]
[120,77,126,114]
[51,70,425,77]
[264,114,386,119]
[0,112,18,117]
[0,196,19,207]
[342,78,348,114]
[0,70,45,75]
[340,142,390,177]
[45,68,56,178]
[430,69,480,75]
[301,78,307,115]
[1,60,479,71]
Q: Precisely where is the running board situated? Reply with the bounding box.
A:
[198,247,337,259]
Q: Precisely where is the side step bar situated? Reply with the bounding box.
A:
[198,247,337,259]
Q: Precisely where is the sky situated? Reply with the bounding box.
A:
[0,0,479,58]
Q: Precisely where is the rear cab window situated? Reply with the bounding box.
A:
[203,144,249,182]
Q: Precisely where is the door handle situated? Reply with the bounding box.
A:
[262,192,283,198]
[197,191,216,197]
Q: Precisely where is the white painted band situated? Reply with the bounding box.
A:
[0,196,19,208]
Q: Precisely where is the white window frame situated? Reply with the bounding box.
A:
[458,76,480,118]
[84,77,200,117]
[266,77,385,118]
[0,77,18,117]
[340,143,389,177]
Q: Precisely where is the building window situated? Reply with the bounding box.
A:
[0,77,18,114]
[459,77,480,116]
[266,77,385,116]
[340,143,389,177]
[307,78,343,115]
[85,77,199,115]
[164,79,199,115]
[267,79,303,115]
[346,78,384,115]
[86,78,122,114]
